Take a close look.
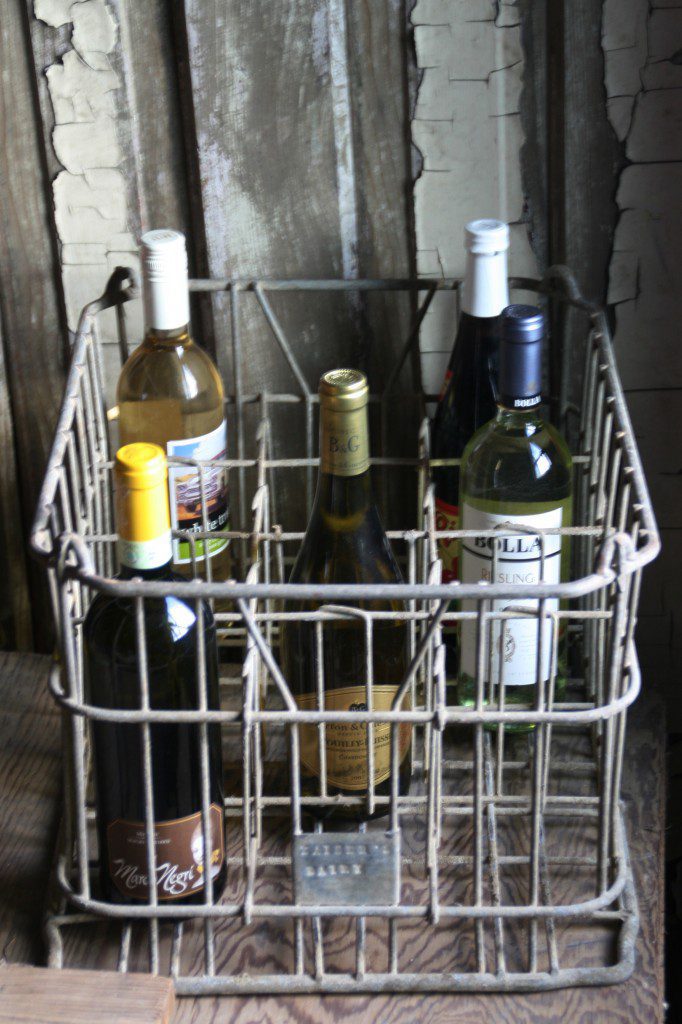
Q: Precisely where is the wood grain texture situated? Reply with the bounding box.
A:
[0,651,664,1020]
[179,0,417,530]
[0,315,32,651]
[0,965,174,1024]
[0,653,60,965]
[0,2,66,652]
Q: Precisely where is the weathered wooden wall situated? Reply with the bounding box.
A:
[0,0,679,727]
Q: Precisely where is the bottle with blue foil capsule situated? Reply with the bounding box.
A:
[457,306,572,722]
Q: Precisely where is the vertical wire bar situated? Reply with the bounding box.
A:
[355,821,367,979]
[241,647,254,878]
[528,538,549,974]
[88,320,110,457]
[229,284,247,570]
[365,617,375,818]
[59,579,89,900]
[197,460,213,587]
[194,598,215,976]
[117,924,132,973]
[135,595,159,974]
[474,598,488,973]
[305,396,314,516]
[598,566,629,893]
[315,621,327,800]
[170,922,183,980]
[483,734,506,977]
[312,819,325,981]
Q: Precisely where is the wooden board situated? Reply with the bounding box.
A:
[0,653,61,965]
[0,650,663,1022]
[0,2,67,652]
[179,0,418,532]
[0,965,174,1024]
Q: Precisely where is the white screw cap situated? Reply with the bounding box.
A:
[141,229,190,331]
[464,219,510,255]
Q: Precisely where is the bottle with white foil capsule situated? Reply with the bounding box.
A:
[457,306,572,721]
[84,443,226,903]
[118,229,230,580]
[431,219,510,587]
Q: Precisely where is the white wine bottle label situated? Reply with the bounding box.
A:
[167,420,229,564]
[460,504,563,688]
[434,497,459,583]
[296,686,411,791]
[320,408,370,477]
[118,533,173,571]
[107,804,224,901]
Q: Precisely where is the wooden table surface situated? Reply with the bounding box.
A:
[0,650,666,1023]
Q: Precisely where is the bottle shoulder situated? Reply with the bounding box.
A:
[461,411,572,502]
[117,336,224,406]
[84,583,215,664]
[288,501,403,599]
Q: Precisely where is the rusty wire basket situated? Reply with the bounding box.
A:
[30,268,659,995]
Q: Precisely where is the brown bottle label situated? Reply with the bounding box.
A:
[320,408,370,477]
[435,496,459,583]
[296,686,411,791]
[107,804,224,901]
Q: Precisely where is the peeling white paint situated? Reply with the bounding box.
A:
[411,0,536,394]
[35,0,139,344]
[34,0,73,28]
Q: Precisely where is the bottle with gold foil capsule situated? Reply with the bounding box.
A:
[117,230,230,582]
[279,370,411,822]
[83,443,226,903]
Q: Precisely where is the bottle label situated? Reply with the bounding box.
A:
[167,420,230,564]
[460,504,563,687]
[296,686,411,791]
[320,408,370,477]
[107,804,224,901]
[118,533,173,571]
[434,497,459,583]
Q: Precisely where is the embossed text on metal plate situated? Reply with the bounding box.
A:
[293,831,400,907]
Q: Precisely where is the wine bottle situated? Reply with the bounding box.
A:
[84,443,226,903]
[118,230,230,581]
[279,370,411,822]
[432,219,509,587]
[457,306,572,718]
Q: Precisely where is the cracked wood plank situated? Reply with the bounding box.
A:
[410,0,536,396]
[180,0,417,529]
[0,0,68,651]
[603,0,682,717]
[29,0,192,396]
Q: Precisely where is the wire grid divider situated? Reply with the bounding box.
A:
[31,268,659,995]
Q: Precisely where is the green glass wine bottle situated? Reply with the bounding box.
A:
[84,443,226,903]
[457,306,572,722]
[279,369,411,822]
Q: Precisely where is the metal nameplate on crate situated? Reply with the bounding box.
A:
[293,831,400,907]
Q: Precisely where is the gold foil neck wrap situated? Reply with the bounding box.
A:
[319,368,368,412]
[320,406,370,477]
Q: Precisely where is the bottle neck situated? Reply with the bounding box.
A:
[143,266,191,334]
[316,401,372,518]
[498,334,542,411]
[494,403,543,432]
[116,476,174,575]
[461,249,509,318]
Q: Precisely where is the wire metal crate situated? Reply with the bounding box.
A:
[30,268,659,995]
